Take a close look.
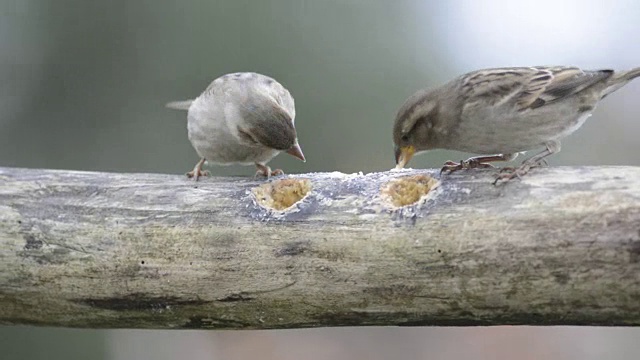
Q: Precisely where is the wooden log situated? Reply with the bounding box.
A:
[0,166,639,329]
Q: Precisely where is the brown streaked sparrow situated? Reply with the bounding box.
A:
[167,72,305,180]
[393,66,640,183]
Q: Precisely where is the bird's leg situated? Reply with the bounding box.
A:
[441,153,517,175]
[499,157,549,173]
[254,163,271,178]
[255,163,284,178]
[186,158,209,181]
[494,141,560,184]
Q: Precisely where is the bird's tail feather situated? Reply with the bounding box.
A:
[165,100,193,111]
[616,67,640,82]
[602,67,640,97]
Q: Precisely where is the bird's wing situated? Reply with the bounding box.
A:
[460,66,612,112]
[529,66,613,108]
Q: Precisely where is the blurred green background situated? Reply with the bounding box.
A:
[1,0,640,359]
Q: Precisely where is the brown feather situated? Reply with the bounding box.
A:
[238,100,296,151]
[460,66,614,112]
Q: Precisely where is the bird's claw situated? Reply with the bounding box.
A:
[186,169,210,181]
[535,159,549,167]
[494,158,548,184]
[271,168,285,177]
[440,159,495,175]
[254,167,284,179]
[493,164,533,185]
[440,161,463,175]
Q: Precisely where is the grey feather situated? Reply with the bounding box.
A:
[602,67,640,97]
[165,100,193,111]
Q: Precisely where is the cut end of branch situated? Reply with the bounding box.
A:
[253,178,312,211]
[381,174,439,208]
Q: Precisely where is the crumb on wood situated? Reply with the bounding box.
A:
[253,178,312,211]
[381,175,438,207]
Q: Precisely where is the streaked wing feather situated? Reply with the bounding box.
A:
[460,68,533,108]
[462,66,613,113]
[515,69,554,109]
[535,67,612,106]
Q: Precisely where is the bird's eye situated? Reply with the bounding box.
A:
[400,134,409,142]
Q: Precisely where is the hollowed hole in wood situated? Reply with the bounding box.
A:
[253,178,311,211]
[382,175,438,207]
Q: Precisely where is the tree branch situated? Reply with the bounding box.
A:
[1,166,639,329]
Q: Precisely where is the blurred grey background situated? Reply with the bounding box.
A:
[1,0,640,359]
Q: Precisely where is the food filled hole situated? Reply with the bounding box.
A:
[253,178,312,211]
[382,175,438,207]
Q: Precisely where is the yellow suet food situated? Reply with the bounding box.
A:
[253,178,312,211]
[382,175,438,207]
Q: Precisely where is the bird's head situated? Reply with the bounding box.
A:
[393,91,439,169]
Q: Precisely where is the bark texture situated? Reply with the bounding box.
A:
[0,166,639,329]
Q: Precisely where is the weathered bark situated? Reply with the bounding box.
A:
[0,166,639,329]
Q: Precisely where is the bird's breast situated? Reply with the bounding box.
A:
[451,103,595,154]
[186,99,279,165]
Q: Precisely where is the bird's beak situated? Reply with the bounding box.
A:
[394,145,415,169]
[286,143,306,162]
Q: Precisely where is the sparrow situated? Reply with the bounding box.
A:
[393,66,640,183]
[166,72,305,180]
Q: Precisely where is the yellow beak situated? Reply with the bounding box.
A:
[394,145,415,169]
